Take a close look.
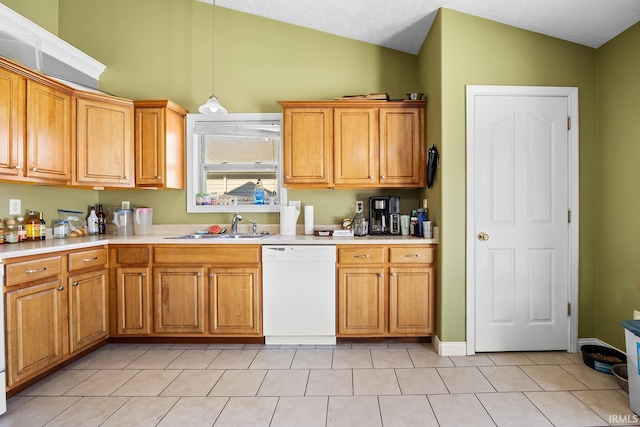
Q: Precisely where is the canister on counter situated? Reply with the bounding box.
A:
[53,220,70,239]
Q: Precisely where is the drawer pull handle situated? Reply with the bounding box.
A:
[354,254,370,258]
[82,257,99,262]
[57,286,64,291]
[26,267,47,274]
[73,281,79,287]
[404,254,421,258]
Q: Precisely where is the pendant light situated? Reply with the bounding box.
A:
[199,0,227,114]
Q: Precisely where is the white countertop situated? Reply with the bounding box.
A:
[0,225,437,261]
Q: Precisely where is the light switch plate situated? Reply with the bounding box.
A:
[9,199,20,215]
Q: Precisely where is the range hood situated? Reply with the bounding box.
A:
[0,4,105,88]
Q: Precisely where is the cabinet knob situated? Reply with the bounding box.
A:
[57,286,64,291]
[209,273,214,278]
[14,165,21,170]
[31,167,37,172]
[369,176,374,179]
[391,272,397,278]
[140,273,146,277]
[196,272,202,277]
[379,273,384,278]
[381,175,386,179]
[156,176,162,180]
[73,281,79,287]
[285,176,290,180]
[124,176,129,180]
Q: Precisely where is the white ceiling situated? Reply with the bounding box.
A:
[205,0,640,54]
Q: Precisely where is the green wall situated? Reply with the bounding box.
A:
[1,0,58,35]
[595,23,640,349]
[420,9,599,342]
[55,0,421,225]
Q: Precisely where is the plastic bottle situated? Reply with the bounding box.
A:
[87,206,99,235]
[39,212,46,240]
[25,210,40,241]
[97,204,106,235]
[254,178,265,205]
[416,208,426,238]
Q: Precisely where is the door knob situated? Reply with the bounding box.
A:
[478,232,489,241]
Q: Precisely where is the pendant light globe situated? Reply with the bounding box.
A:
[199,0,227,114]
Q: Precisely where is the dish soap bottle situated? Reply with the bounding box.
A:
[254,178,265,205]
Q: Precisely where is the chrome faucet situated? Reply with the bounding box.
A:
[231,213,242,234]
[249,220,257,235]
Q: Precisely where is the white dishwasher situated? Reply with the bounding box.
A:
[262,245,336,345]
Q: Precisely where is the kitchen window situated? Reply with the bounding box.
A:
[186,113,286,213]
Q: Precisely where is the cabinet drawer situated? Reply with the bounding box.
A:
[5,256,62,287]
[68,247,107,272]
[337,246,384,264]
[115,246,150,265]
[154,246,260,264]
[389,246,435,264]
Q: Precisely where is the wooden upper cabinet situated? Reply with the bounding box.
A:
[379,107,426,187]
[279,100,426,189]
[334,108,378,186]
[280,105,333,188]
[0,67,25,179]
[74,94,134,187]
[134,100,187,189]
[26,79,72,182]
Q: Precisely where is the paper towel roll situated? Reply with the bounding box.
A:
[304,205,314,235]
[279,205,300,236]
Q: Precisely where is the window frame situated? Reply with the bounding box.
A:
[186,113,286,213]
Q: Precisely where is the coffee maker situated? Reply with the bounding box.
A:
[369,196,400,235]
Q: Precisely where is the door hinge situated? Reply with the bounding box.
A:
[568,117,571,130]
[568,303,572,316]
[568,209,571,223]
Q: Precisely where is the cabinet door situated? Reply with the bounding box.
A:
[389,266,435,335]
[26,80,71,182]
[337,267,385,335]
[282,107,333,188]
[153,267,205,334]
[6,279,66,387]
[75,97,134,187]
[68,269,109,352]
[115,267,151,335]
[134,101,186,189]
[333,108,378,187]
[207,267,261,335]
[0,67,25,179]
[379,107,425,187]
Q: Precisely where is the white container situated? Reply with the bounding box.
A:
[134,207,153,235]
[623,320,640,416]
[304,204,314,235]
[279,204,300,236]
[114,209,133,236]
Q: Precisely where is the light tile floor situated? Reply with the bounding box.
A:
[0,342,637,426]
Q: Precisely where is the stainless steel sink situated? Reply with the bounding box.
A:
[165,233,271,240]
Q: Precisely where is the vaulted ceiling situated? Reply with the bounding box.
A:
[201,0,640,54]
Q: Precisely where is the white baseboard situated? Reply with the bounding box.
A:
[433,335,467,356]
[577,337,624,353]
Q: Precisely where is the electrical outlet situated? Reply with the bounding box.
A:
[9,199,20,215]
[355,200,364,213]
[634,310,640,320]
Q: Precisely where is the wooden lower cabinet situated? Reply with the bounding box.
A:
[153,267,205,334]
[6,279,66,387]
[208,267,260,335]
[5,246,109,391]
[337,267,385,335]
[68,269,109,353]
[337,244,436,337]
[115,267,151,335]
[110,245,262,338]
